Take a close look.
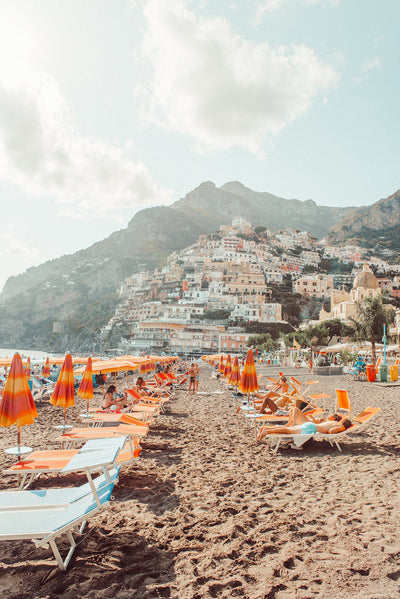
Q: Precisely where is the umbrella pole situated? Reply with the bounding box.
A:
[17,425,21,461]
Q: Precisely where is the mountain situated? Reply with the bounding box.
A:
[325,189,400,249]
[173,181,353,238]
[0,181,371,352]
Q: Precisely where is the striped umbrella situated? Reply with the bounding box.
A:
[24,357,31,379]
[239,349,259,394]
[229,356,241,387]
[0,353,38,459]
[42,357,50,377]
[50,353,75,428]
[223,354,232,378]
[218,356,225,374]
[76,357,93,413]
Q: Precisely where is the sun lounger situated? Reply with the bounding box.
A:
[0,468,119,512]
[4,437,127,491]
[266,406,380,453]
[80,412,151,427]
[0,481,116,569]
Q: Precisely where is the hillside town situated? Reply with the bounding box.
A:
[100,218,400,356]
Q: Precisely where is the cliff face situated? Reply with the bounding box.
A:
[0,180,394,352]
[325,190,400,243]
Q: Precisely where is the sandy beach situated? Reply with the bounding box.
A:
[0,365,400,599]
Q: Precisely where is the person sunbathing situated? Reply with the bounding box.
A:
[255,390,308,415]
[101,385,127,411]
[257,414,352,442]
[254,375,290,413]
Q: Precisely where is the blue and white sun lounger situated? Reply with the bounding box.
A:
[0,482,115,570]
[0,468,120,512]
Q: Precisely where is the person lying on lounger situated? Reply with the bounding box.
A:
[255,387,309,415]
[257,414,352,442]
[254,375,290,412]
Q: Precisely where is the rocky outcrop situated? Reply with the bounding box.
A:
[326,190,400,243]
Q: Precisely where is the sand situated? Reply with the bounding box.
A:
[0,366,400,599]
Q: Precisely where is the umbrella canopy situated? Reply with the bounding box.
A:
[0,354,38,427]
[74,359,135,375]
[229,356,241,387]
[50,354,75,419]
[239,349,259,394]
[42,357,50,377]
[223,354,232,378]
[0,354,38,457]
[218,356,225,374]
[76,357,93,412]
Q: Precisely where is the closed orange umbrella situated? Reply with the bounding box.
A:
[76,357,93,413]
[229,356,241,387]
[0,353,38,459]
[218,357,225,374]
[50,353,75,428]
[224,354,232,378]
[239,349,259,394]
[24,357,31,379]
[42,357,50,377]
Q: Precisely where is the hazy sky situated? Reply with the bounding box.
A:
[0,0,399,291]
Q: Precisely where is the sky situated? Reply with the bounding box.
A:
[0,0,399,291]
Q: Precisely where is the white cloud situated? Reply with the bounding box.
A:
[363,57,381,72]
[0,71,173,219]
[0,225,40,260]
[139,0,338,154]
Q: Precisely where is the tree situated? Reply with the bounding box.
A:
[353,296,396,363]
[247,333,279,353]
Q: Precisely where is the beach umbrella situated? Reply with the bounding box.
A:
[24,357,31,379]
[239,349,259,394]
[76,357,93,413]
[0,353,38,459]
[42,357,50,377]
[218,356,225,374]
[49,353,75,429]
[229,356,241,387]
[224,354,232,378]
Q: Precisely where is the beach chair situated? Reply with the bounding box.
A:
[335,388,351,418]
[266,406,380,453]
[0,468,119,511]
[126,388,169,413]
[80,412,151,427]
[4,437,128,491]
[0,481,116,570]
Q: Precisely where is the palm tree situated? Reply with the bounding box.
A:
[353,296,395,364]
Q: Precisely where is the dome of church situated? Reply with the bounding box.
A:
[353,267,379,289]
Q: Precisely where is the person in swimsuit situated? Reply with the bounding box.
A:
[102,385,127,411]
[188,363,196,394]
[257,415,352,442]
[254,375,290,414]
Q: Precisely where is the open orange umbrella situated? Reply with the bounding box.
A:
[224,354,232,378]
[42,357,50,377]
[229,356,241,387]
[0,353,38,459]
[239,349,259,394]
[76,357,93,413]
[50,353,75,428]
